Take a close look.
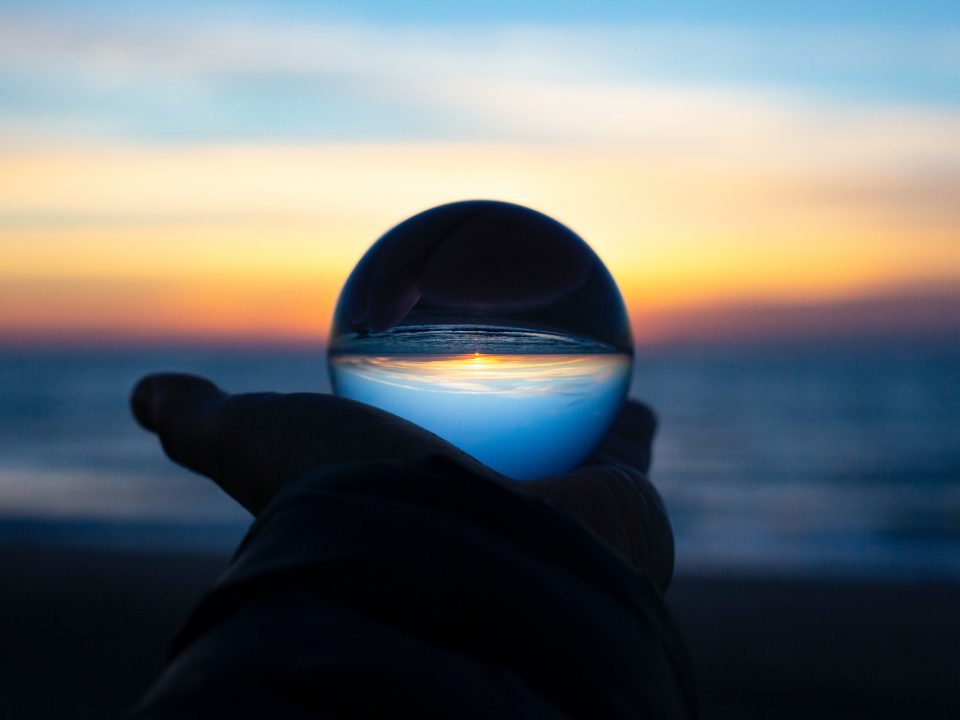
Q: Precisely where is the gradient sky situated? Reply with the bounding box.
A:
[1,1,958,344]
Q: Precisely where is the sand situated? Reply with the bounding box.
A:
[1,542,957,719]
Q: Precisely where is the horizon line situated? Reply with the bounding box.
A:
[3,283,958,350]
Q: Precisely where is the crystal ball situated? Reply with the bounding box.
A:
[328,200,633,479]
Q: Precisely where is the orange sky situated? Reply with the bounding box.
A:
[2,138,958,346]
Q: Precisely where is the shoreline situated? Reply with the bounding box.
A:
[2,514,958,583]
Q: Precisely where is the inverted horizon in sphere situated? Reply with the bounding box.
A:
[329,351,632,479]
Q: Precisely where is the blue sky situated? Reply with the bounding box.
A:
[4,0,959,23]
[1,0,958,144]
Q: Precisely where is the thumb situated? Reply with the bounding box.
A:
[525,465,675,592]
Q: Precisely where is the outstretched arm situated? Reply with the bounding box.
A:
[130,374,695,719]
[131,373,674,589]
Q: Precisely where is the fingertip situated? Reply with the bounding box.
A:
[130,373,223,434]
[130,376,158,432]
[620,400,658,441]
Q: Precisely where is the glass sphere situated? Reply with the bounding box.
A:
[328,200,633,479]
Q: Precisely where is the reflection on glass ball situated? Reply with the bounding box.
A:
[328,200,633,479]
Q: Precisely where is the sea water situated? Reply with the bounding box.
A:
[328,326,632,479]
[2,340,958,579]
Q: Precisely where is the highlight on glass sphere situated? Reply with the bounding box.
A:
[328,200,634,479]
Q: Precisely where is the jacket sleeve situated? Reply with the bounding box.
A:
[132,455,697,719]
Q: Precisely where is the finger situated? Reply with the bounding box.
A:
[131,373,226,476]
[131,373,472,515]
[590,400,658,474]
[612,400,658,444]
[524,465,674,592]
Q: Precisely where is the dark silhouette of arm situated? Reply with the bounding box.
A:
[129,375,697,719]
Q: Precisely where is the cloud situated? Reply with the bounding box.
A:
[3,14,959,81]
[635,282,960,345]
[0,13,958,144]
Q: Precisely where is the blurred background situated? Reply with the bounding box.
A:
[0,1,958,718]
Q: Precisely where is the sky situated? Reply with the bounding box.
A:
[0,1,958,345]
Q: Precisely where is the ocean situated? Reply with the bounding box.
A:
[1,340,958,580]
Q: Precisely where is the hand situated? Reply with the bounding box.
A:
[131,374,674,591]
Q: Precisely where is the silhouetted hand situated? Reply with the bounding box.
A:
[131,374,674,591]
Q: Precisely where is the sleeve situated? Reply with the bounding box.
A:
[130,455,698,719]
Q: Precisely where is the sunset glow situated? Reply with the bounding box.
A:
[1,3,958,345]
[330,353,630,395]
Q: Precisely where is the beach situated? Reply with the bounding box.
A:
[1,343,957,716]
[2,541,957,719]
